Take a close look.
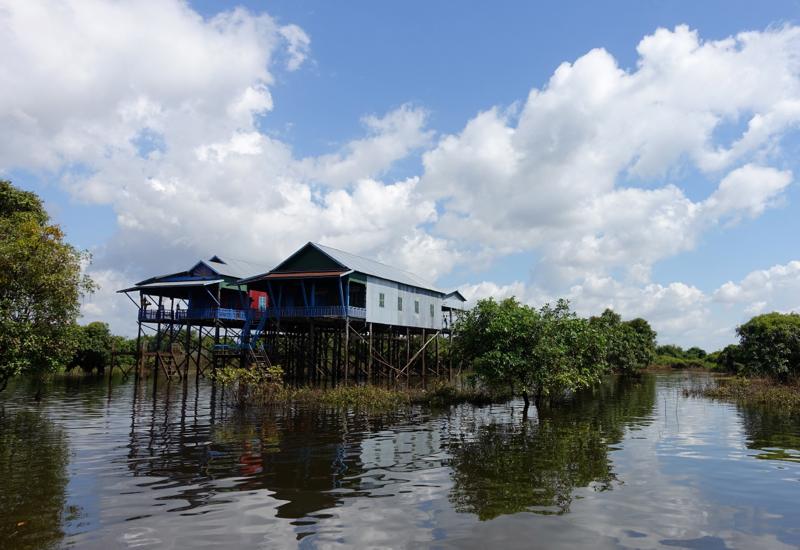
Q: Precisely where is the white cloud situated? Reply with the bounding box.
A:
[713,261,800,305]
[298,105,434,188]
[421,25,800,289]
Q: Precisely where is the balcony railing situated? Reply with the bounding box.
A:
[138,305,366,322]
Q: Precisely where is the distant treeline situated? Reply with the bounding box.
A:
[652,312,800,381]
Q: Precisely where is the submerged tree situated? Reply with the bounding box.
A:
[0,180,94,391]
[592,309,656,375]
[453,298,607,412]
[67,322,113,375]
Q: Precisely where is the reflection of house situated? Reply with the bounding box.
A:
[240,242,446,330]
[119,256,271,324]
[359,430,443,470]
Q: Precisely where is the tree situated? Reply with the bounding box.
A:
[67,322,113,374]
[592,310,656,375]
[0,180,94,392]
[684,346,707,360]
[656,344,684,359]
[714,344,743,374]
[453,298,607,413]
[736,312,800,380]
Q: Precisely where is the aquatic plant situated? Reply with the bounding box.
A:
[213,367,505,410]
[683,376,800,411]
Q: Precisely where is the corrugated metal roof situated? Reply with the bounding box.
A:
[312,243,443,294]
[118,280,223,293]
[444,290,467,302]
[206,256,271,279]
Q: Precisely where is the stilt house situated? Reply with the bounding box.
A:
[119,255,271,323]
[239,242,446,330]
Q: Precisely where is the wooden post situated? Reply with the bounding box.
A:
[139,339,146,382]
[186,323,193,382]
[406,327,410,389]
[421,329,426,387]
[436,334,440,378]
[135,322,143,383]
[368,323,373,382]
[344,318,350,385]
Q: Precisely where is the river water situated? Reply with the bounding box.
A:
[1,372,799,549]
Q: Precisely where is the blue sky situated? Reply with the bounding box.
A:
[3,0,800,350]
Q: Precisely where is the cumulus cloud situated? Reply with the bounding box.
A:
[421,25,800,288]
[713,261,800,306]
[297,105,435,188]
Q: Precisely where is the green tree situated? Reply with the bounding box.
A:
[656,344,684,359]
[685,346,707,360]
[453,298,607,412]
[67,322,113,374]
[0,180,94,392]
[736,312,800,379]
[592,310,656,375]
[714,344,743,373]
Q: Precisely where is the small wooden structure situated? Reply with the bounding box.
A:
[118,243,458,385]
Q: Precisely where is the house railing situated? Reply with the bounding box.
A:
[138,305,366,322]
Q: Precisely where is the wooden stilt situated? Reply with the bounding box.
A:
[368,323,373,382]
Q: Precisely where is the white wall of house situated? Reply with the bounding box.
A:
[365,275,442,330]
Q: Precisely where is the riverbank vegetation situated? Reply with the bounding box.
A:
[213,366,508,409]
[682,312,800,410]
[684,376,800,411]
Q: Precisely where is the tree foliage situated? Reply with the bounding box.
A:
[736,312,800,379]
[453,298,607,409]
[67,322,113,374]
[0,180,94,391]
[591,309,656,375]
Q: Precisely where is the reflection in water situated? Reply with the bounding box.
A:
[738,406,800,464]
[448,418,616,519]
[447,376,657,520]
[2,372,800,548]
[0,408,83,549]
[123,381,432,521]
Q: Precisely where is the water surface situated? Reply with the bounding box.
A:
[1,372,799,549]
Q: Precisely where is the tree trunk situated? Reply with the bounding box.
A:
[0,374,10,393]
[521,390,530,421]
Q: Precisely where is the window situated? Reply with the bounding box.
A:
[415,300,419,314]
[379,293,385,308]
[258,296,266,311]
[398,297,403,311]
[430,303,434,317]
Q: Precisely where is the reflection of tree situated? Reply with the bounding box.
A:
[448,418,615,519]
[447,374,657,521]
[0,409,83,549]
[737,406,800,464]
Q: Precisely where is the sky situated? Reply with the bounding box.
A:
[2,0,800,350]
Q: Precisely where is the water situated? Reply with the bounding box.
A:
[1,372,800,549]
